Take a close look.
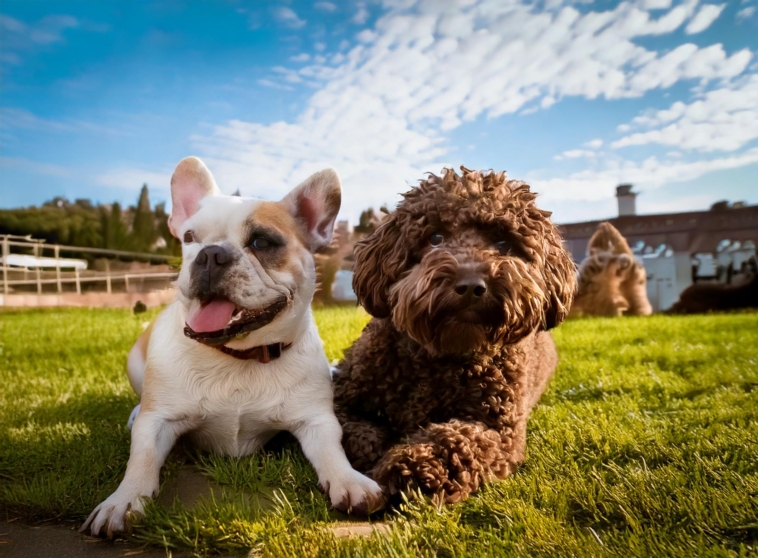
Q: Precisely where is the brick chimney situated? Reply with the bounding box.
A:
[616,184,637,216]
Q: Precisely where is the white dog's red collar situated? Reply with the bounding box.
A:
[215,342,292,363]
[183,323,291,363]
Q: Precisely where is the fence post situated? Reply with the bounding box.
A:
[2,236,8,295]
[124,274,130,293]
[34,244,42,295]
[55,245,62,293]
[105,259,112,294]
[75,267,81,295]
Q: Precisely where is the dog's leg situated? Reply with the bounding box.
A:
[337,411,392,472]
[80,411,183,537]
[371,419,524,505]
[293,414,386,514]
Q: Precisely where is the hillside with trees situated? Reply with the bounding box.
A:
[0,185,180,255]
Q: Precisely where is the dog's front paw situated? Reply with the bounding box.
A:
[323,469,385,515]
[371,443,458,504]
[80,490,149,537]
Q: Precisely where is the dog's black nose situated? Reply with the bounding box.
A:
[195,245,232,270]
[454,277,487,298]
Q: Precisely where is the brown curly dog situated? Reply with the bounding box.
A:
[333,167,575,506]
[569,222,652,318]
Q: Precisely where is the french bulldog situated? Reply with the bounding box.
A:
[81,157,384,537]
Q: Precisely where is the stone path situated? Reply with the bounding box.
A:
[0,521,172,558]
[1,465,389,557]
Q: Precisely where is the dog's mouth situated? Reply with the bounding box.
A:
[184,296,289,346]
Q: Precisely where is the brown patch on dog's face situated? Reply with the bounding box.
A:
[185,200,308,307]
[353,167,576,355]
[180,196,319,347]
[173,164,340,348]
[244,201,310,285]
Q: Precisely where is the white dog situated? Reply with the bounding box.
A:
[81,157,384,537]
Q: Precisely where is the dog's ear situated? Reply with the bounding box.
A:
[168,157,221,238]
[588,221,631,257]
[542,238,577,330]
[282,169,342,253]
[352,213,406,318]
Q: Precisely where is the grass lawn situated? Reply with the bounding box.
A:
[1,307,757,557]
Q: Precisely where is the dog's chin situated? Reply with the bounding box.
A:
[426,321,490,356]
[400,303,504,356]
[184,295,289,347]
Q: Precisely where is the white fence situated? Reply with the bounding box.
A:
[1,235,178,301]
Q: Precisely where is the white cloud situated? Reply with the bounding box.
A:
[530,148,758,220]
[95,167,172,192]
[0,14,108,64]
[273,7,306,29]
[352,2,370,24]
[272,66,304,83]
[638,0,673,9]
[0,107,126,136]
[737,6,756,19]
[612,75,758,152]
[554,149,597,160]
[584,139,604,148]
[314,2,337,12]
[257,78,295,91]
[0,14,27,33]
[355,29,376,43]
[0,156,74,178]
[627,44,751,92]
[191,0,757,220]
[0,14,79,45]
[290,53,311,62]
[0,13,78,63]
[685,3,726,33]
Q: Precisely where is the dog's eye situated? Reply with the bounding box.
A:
[252,237,273,250]
[430,233,444,247]
[495,240,513,255]
[183,230,195,244]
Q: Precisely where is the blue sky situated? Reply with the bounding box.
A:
[1,0,756,224]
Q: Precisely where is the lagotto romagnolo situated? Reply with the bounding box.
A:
[81,157,383,537]
[334,167,576,505]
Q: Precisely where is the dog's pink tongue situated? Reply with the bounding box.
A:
[186,298,236,333]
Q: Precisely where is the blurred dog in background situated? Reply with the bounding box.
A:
[668,257,757,314]
[569,222,652,318]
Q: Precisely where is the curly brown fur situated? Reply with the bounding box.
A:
[569,222,652,317]
[334,167,575,505]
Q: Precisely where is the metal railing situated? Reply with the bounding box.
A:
[1,235,178,296]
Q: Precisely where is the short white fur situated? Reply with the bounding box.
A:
[81,157,382,537]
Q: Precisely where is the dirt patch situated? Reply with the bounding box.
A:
[1,466,388,556]
[0,521,171,558]
[157,465,220,510]
[0,466,226,558]
[330,522,391,538]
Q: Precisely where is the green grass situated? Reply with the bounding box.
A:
[1,307,757,557]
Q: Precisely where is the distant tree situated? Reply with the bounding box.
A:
[132,184,156,252]
[101,202,130,250]
[154,202,180,254]
[354,206,390,236]
[354,208,377,235]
